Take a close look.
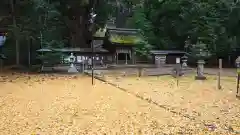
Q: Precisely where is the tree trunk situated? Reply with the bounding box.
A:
[66,15,90,48]
[15,39,19,65]
[115,0,130,28]
[72,29,88,48]
[28,38,31,67]
[116,5,127,28]
[10,0,20,66]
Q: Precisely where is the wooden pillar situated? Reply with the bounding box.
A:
[132,49,135,64]
[0,59,2,72]
[116,52,118,64]
[28,38,31,67]
[112,54,114,64]
[125,53,128,64]
[218,59,222,89]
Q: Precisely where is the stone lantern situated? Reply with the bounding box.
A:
[192,41,211,80]
[68,53,78,73]
[181,55,188,68]
[195,60,206,80]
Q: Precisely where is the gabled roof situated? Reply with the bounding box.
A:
[106,28,141,45]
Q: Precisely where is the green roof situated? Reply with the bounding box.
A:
[107,28,142,44]
[107,28,140,35]
[109,34,142,44]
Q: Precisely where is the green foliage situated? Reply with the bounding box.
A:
[125,3,154,56]
[0,0,115,65]
[189,38,211,60]
[37,52,61,65]
[2,0,240,66]
[128,0,240,58]
[134,40,153,57]
[32,0,66,63]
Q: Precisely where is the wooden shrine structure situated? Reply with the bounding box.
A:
[37,26,141,71]
[104,27,140,65]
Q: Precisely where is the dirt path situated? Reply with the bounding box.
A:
[0,73,207,135]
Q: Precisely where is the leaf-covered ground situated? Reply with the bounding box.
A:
[105,74,240,135]
[0,71,239,134]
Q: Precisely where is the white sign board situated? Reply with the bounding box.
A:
[155,55,167,67]
[77,56,82,63]
[176,58,180,64]
[0,36,6,47]
[155,55,166,60]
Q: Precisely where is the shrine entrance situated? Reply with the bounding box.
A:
[116,53,131,64]
[116,48,132,64]
[118,53,130,60]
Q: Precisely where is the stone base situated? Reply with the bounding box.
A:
[236,92,240,99]
[195,76,206,80]
[236,95,240,100]
[68,66,78,73]
[172,72,184,78]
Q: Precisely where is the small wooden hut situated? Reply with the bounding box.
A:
[150,50,186,66]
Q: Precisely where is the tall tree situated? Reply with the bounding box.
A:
[129,0,240,59]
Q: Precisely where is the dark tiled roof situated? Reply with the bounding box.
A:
[150,50,186,55]
[37,48,108,53]
[54,48,108,53]
[93,40,104,48]
[36,48,53,52]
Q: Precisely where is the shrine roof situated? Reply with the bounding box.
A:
[37,48,108,53]
[106,28,142,45]
[36,48,53,52]
[150,50,186,55]
[106,28,140,35]
[93,27,140,37]
[54,48,108,53]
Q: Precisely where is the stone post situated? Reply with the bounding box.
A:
[236,56,240,97]
[0,59,2,72]
[195,59,206,80]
